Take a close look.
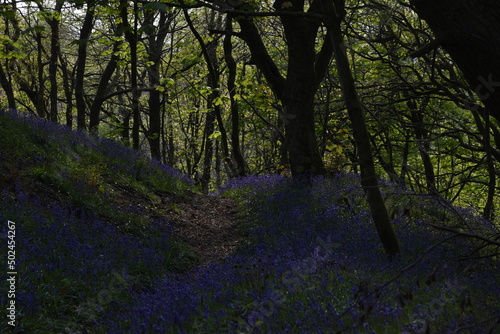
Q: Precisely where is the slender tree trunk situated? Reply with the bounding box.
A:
[407,99,436,193]
[185,9,229,191]
[185,9,216,192]
[483,112,496,221]
[400,131,411,188]
[35,31,47,118]
[75,2,95,130]
[224,18,246,177]
[120,0,140,149]
[44,1,63,123]
[17,7,46,117]
[201,107,216,193]
[145,11,170,161]
[0,4,18,110]
[0,10,19,109]
[58,53,73,128]
[88,41,120,132]
[330,8,400,258]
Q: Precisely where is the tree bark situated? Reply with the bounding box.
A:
[120,0,140,149]
[235,0,333,177]
[145,10,171,161]
[279,4,326,176]
[0,64,16,109]
[407,99,437,193]
[88,41,120,132]
[41,0,63,123]
[330,6,400,258]
[224,17,246,177]
[58,52,74,128]
[75,1,95,130]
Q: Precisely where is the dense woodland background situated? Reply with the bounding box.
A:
[0,0,498,219]
[0,0,500,219]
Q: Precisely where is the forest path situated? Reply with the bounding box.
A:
[166,193,248,267]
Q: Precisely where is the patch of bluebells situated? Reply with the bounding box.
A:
[0,185,174,331]
[95,174,382,331]
[98,173,491,332]
[218,174,498,332]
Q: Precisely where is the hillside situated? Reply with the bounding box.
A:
[0,110,245,331]
[1,110,500,333]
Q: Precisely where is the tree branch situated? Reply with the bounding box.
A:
[236,17,286,99]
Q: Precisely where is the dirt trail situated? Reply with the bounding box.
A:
[167,193,247,267]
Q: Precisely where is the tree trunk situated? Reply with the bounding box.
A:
[75,2,95,130]
[0,64,16,109]
[330,8,400,258]
[119,0,140,149]
[88,41,120,132]
[407,99,437,193]
[184,9,222,192]
[145,11,170,161]
[27,31,47,118]
[236,0,333,178]
[43,1,63,123]
[482,111,496,221]
[58,53,74,128]
[0,3,18,110]
[224,18,246,177]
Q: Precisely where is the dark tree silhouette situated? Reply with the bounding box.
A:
[235,0,334,177]
[410,0,500,122]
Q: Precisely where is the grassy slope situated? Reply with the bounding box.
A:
[0,110,197,332]
[1,110,499,333]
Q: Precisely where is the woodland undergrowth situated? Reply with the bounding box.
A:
[0,110,499,333]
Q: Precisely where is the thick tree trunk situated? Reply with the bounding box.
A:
[330,10,400,259]
[410,0,500,123]
[236,0,333,178]
[280,13,325,176]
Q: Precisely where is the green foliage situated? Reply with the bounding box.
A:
[0,0,498,217]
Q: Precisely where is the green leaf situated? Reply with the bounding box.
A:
[208,131,221,140]
[160,77,175,86]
